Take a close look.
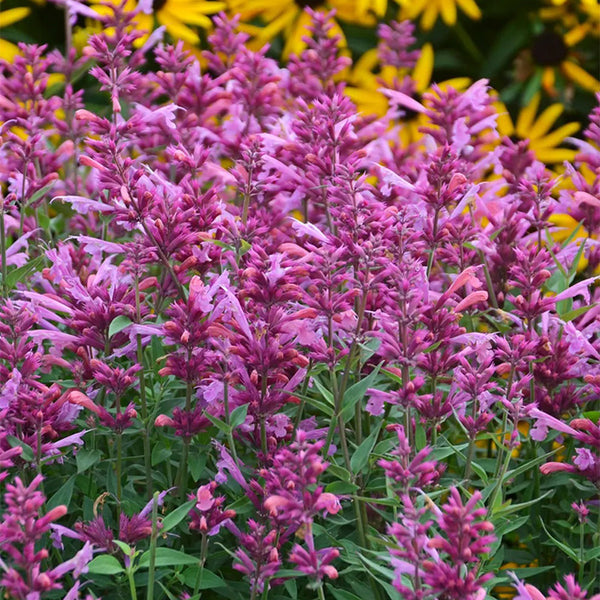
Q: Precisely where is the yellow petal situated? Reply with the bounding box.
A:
[494,102,515,137]
[437,76,470,92]
[564,23,589,47]
[249,9,296,47]
[413,43,434,93]
[515,92,541,137]
[542,67,556,96]
[549,213,579,229]
[283,10,312,59]
[162,6,211,29]
[440,0,457,26]
[562,60,600,92]
[0,38,19,62]
[533,147,577,164]
[528,103,563,140]
[457,0,482,19]
[421,3,439,31]
[354,48,380,75]
[157,12,200,45]
[533,121,580,149]
[1,7,31,27]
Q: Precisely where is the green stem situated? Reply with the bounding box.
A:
[317,583,326,600]
[116,431,123,520]
[0,201,7,297]
[135,275,152,498]
[222,381,239,465]
[578,519,585,581]
[488,419,515,513]
[127,565,138,600]
[593,497,600,582]
[464,434,476,481]
[147,491,160,600]
[192,534,209,597]
[177,378,193,499]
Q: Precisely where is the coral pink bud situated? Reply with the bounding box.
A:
[75,109,103,123]
[540,462,574,475]
[279,243,308,257]
[37,505,68,528]
[79,155,106,171]
[455,290,488,312]
[155,415,175,427]
[524,584,546,600]
[139,277,158,291]
[64,390,100,415]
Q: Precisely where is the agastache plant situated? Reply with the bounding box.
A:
[1,5,600,600]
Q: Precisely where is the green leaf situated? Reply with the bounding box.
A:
[414,421,426,451]
[584,545,600,562]
[583,411,600,424]
[108,315,132,338]
[311,376,335,406]
[88,554,124,575]
[522,68,543,106]
[561,303,597,322]
[325,481,359,495]
[6,436,34,462]
[480,17,530,78]
[205,412,230,434]
[161,500,195,533]
[76,448,101,474]
[540,518,579,561]
[341,364,382,422]
[138,548,199,568]
[157,582,179,600]
[327,464,352,482]
[180,566,227,589]
[230,403,249,428]
[151,445,171,467]
[493,490,552,518]
[350,423,381,474]
[47,475,76,511]
[5,256,45,290]
[327,587,363,600]
[113,540,134,556]
[284,578,298,600]
[28,182,57,206]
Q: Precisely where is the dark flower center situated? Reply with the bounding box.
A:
[153,0,168,12]
[294,0,325,7]
[531,30,568,66]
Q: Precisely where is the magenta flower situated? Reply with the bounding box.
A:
[188,481,236,536]
[262,430,341,528]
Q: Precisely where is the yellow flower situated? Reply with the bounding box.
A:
[540,0,600,35]
[524,26,600,96]
[227,1,379,58]
[0,5,31,61]
[89,0,225,46]
[394,0,481,31]
[495,92,580,164]
[345,43,469,146]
